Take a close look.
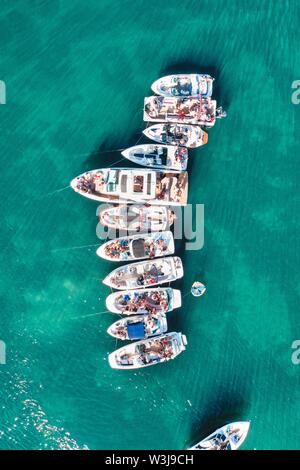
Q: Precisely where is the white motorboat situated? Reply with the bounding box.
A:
[144,96,217,127]
[107,312,168,340]
[71,168,188,206]
[103,256,184,290]
[108,331,187,369]
[151,74,214,98]
[189,422,250,450]
[143,124,208,148]
[98,204,175,232]
[97,231,174,262]
[122,144,188,171]
[105,287,181,314]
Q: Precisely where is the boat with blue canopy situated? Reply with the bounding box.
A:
[107,312,168,340]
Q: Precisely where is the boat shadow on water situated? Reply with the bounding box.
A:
[186,390,250,449]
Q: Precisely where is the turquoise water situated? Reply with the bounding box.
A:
[0,0,300,450]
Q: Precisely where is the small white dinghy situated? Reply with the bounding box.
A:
[151,74,214,98]
[122,144,188,171]
[98,204,176,232]
[189,422,250,450]
[106,287,181,314]
[97,231,174,262]
[103,256,184,290]
[108,331,187,369]
[143,123,208,148]
[144,96,217,127]
[191,282,206,297]
[107,312,168,340]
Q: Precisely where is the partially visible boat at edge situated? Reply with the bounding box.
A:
[97,231,174,262]
[71,168,188,206]
[108,331,187,369]
[105,287,182,314]
[122,144,188,171]
[98,204,175,232]
[143,124,208,148]
[107,312,168,340]
[103,256,184,290]
[151,74,214,98]
[189,422,250,450]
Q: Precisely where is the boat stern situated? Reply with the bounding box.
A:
[173,256,184,279]
[171,289,182,309]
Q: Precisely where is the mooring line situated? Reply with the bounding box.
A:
[51,243,99,253]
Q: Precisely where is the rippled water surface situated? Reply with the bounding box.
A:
[0,0,300,450]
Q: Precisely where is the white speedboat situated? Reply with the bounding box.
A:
[189,422,250,450]
[151,74,214,98]
[97,231,174,262]
[105,287,182,314]
[98,204,175,232]
[71,168,188,206]
[103,256,184,290]
[122,144,188,171]
[108,331,187,369]
[144,96,217,127]
[143,124,208,148]
[107,312,168,340]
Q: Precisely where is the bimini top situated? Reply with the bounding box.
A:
[71,168,188,206]
[127,322,145,340]
[151,74,214,98]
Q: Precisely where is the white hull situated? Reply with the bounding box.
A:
[105,287,182,314]
[143,124,208,149]
[122,144,188,171]
[108,331,187,369]
[99,204,175,232]
[189,421,250,450]
[103,256,184,290]
[97,231,174,262]
[71,167,188,206]
[151,74,214,98]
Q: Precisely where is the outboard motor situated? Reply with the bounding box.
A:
[216,106,227,119]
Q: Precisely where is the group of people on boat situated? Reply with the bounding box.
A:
[116,290,169,314]
[104,239,129,259]
[145,97,216,124]
[104,236,169,260]
[75,174,96,193]
[157,173,186,203]
[112,314,162,340]
[138,337,174,364]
